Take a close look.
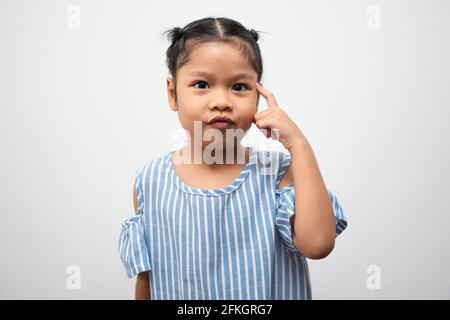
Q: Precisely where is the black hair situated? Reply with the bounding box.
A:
[162,17,264,100]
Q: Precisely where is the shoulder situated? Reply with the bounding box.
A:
[134,152,171,190]
[132,152,172,211]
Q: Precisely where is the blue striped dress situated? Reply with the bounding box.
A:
[118,147,347,300]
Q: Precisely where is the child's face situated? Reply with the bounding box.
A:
[167,41,259,149]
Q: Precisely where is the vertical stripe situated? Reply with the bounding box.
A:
[237,192,260,299]
[203,196,213,299]
[232,191,250,299]
[178,192,185,299]
[166,177,177,299]
[218,196,227,299]
[158,159,170,299]
[183,192,191,299]
[253,160,272,299]
[145,161,157,297]
[195,196,205,299]
[228,193,242,299]
[223,194,234,299]
[119,150,347,300]
[188,193,197,299]
[210,196,220,299]
[152,159,163,299]
[242,174,265,298]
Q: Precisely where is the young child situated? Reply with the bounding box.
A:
[119,17,347,300]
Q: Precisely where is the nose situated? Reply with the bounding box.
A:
[208,90,233,112]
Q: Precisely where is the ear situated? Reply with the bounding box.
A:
[167,77,178,111]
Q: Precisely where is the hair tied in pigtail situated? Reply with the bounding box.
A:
[173,27,184,42]
[249,29,258,42]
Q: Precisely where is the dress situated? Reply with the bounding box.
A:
[119,147,348,299]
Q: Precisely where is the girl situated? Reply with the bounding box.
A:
[119,17,347,300]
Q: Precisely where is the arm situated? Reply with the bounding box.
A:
[133,185,151,300]
[279,141,336,260]
[253,82,336,260]
[135,271,151,300]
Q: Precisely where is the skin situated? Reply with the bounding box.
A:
[167,41,258,166]
[253,83,336,261]
[135,40,337,299]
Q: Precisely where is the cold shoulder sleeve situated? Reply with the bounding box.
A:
[118,165,151,278]
[274,152,348,255]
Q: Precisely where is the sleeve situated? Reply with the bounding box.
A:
[118,165,152,278]
[274,152,348,255]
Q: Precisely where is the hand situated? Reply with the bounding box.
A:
[254,82,309,151]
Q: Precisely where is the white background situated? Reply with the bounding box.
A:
[0,0,449,299]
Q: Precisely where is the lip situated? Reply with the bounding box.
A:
[208,116,235,124]
[207,116,235,129]
[209,121,234,130]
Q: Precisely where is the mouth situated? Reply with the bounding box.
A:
[207,116,235,129]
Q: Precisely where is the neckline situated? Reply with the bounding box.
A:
[166,147,257,196]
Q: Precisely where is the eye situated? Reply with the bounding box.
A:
[232,83,248,92]
[193,81,248,92]
[193,81,209,90]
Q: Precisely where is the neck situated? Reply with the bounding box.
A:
[176,143,249,169]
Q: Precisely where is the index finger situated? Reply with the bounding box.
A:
[256,82,279,109]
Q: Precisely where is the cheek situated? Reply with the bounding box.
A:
[176,109,193,132]
[241,111,255,124]
[176,105,203,138]
[236,109,256,133]
[240,99,258,123]
[177,97,200,122]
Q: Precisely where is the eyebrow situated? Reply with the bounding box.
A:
[189,71,254,81]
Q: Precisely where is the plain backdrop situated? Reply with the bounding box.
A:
[0,0,449,299]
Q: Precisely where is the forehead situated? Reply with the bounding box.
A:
[178,41,257,80]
